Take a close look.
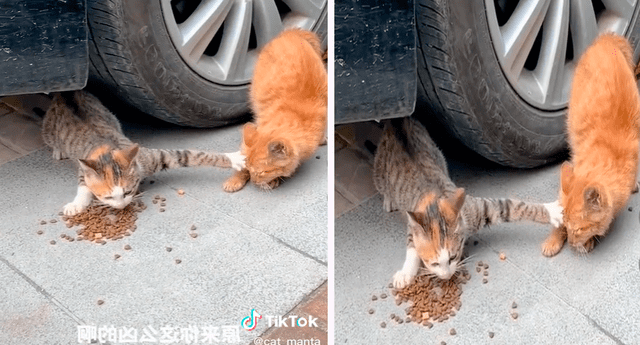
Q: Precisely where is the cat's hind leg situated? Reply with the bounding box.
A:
[541,225,567,257]
[382,195,395,212]
[63,185,93,215]
[393,247,421,288]
[223,169,250,193]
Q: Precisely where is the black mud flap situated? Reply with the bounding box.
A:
[335,0,416,124]
[0,0,87,96]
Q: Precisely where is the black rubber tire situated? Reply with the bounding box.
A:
[86,0,327,128]
[414,0,640,168]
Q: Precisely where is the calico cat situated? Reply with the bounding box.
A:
[42,91,245,215]
[542,33,640,256]
[373,117,563,288]
[223,29,327,192]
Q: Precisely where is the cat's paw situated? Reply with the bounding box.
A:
[541,233,565,257]
[393,269,415,289]
[223,176,247,193]
[225,151,246,171]
[63,202,87,216]
[544,200,564,227]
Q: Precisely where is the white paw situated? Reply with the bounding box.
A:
[544,200,564,227]
[63,202,87,216]
[393,269,415,289]
[226,151,246,171]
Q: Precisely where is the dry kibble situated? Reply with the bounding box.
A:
[483,271,489,276]
[50,219,57,223]
[499,253,506,261]
[50,240,56,245]
[476,267,481,273]
[423,321,433,328]
[629,207,633,212]
[161,197,166,202]
[405,317,411,323]
[388,283,393,289]
[395,299,402,306]
[175,259,182,264]
[484,263,489,269]
[177,189,185,196]
[441,342,446,345]
[166,247,172,252]
[489,332,495,338]
[159,208,165,212]
[124,245,131,250]
[190,233,198,238]
[154,194,160,199]
[152,199,158,204]
[449,328,456,335]
[397,319,403,324]
[114,254,121,260]
[60,234,66,239]
[97,300,104,305]
[477,261,483,267]
[68,238,74,242]
[511,312,519,319]
[371,295,378,301]
[512,302,517,309]
[368,309,374,315]
[380,322,386,328]
[40,220,47,225]
[380,293,387,299]
[191,225,197,231]
[482,278,488,284]
[160,203,166,207]
[37,230,43,235]
[390,313,396,319]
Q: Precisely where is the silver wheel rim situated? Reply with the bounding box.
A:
[161,0,326,85]
[486,0,637,110]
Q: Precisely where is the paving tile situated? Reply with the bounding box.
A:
[0,112,45,155]
[298,282,328,325]
[335,191,355,219]
[1,94,51,118]
[334,148,377,206]
[0,142,23,166]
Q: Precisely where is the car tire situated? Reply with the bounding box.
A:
[86,0,327,127]
[415,0,640,168]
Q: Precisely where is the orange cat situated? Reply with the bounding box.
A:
[223,29,327,192]
[542,33,640,256]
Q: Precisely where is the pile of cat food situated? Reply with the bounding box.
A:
[394,268,470,325]
[64,200,146,243]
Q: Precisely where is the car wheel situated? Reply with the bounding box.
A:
[415,0,640,167]
[87,0,327,127]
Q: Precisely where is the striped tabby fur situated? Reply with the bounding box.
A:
[373,117,562,288]
[42,91,244,215]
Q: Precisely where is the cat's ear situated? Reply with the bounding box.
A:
[439,188,465,225]
[242,123,257,147]
[78,159,99,178]
[561,162,574,193]
[268,141,290,159]
[114,144,139,169]
[407,211,436,244]
[406,211,422,229]
[584,186,607,211]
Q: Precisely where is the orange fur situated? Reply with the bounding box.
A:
[543,33,640,255]
[80,145,139,199]
[224,29,327,192]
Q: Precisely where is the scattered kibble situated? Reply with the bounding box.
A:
[124,245,131,250]
[477,261,483,267]
[50,240,56,245]
[489,332,495,338]
[40,220,47,225]
[37,230,43,235]
[97,300,104,305]
[60,234,66,239]
[50,219,57,223]
[484,263,489,269]
[476,267,481,273]
[175,259,182,264]
[388,283,393,289]
[154,194,160,199]
[191,225,197,231]
[190,233,198,238]
[449,328,456,335]
[423,321,433,328]
[499,253,506,261]
[511,312,518,320]
[441,342,446,345]
[159,208,165,212]
[512,302,517,309]
[368,309,374,315]
[398,319,403,324]
[390,313,396,319]
[64,200,145,244]
[405,317,411,323]
[114,254,121,260]
[161,197,166,202]
[482,278,488,284]
[380,293,387,299]
[58,212,64,216]
[152,200,158,204]
[160,203,166,207]
[166,247,172,252]
[483,271,489,276]
[177,189,185,196]
[629,207,633,212]
[372,295,378,301]
[380,322,386,328]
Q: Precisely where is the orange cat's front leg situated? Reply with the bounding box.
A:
[541,225,567,257]
[223,169,250,193]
